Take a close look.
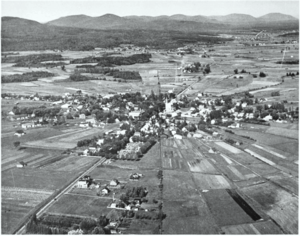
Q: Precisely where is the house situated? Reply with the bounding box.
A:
[174,134,182,139]
[116,130,127,135]
[16,161,27,168]
[14,130,25,137]
[129,173,143,180]
[68,229,83,235]
[97,139,104,145]
[101,187,110,195]
[110,179,120,186]
[79,114,86,119]
[86,118,96,124]
[133,132,141,137]
[79,122,89,128]
[8,111,15,116]
[193,133,203,138]
[52,100,63,106]
[21,122,34,129]
[263,114,273,122]
[129,111,141,118]
[77,180,88,188]
[61,103,71,109]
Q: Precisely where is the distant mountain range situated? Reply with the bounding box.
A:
[46,13,298,30]
[1,13,299,51]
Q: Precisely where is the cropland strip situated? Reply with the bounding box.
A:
[252,144,287,159]
[245,149,276,166]
[215,141,242,154]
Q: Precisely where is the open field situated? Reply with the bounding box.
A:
[46,194,112,218]
[202,189,259,227]
[2,187,52,234]
[221,220,284,234]
[163,199,220,234]
[23,125,117,150]
[42,155,100,172]
[233,129,298,155]
[266,126,298,139]
[1,168,76,191]
[241,182,298,234]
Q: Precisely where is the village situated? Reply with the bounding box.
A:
[1,8,299,233]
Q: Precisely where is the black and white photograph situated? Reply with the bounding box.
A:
[1,0,299,234]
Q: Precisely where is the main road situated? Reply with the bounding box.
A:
[15,157,106,235]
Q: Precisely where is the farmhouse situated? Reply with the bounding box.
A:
[21,122,34,129]
[77,180,88,188]
[79,114,86,119]
[77,175,92,188]
[129,111,141,118]
[68,229,83,235]
[14,130,25,137]
[129,173,143,180]
[110,179,120,186]
[79,122,89,128]
[101,187,111,195]
[16,161,27,168]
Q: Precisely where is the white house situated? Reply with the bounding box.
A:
[97,139,104,145]
[110,179,119,186]
[174,134,183,139]
[193,133,203,138]
[129,111,141,118]
[77,180,88,188]
[103,107,110,112]
[68,229,83,235]
[263,114,273,122]
[21,122,34,129]
[79,122,89,128]
[16,162,27,168]
[79,114,86,119]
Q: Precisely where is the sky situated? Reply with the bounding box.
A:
[1,0,299,23]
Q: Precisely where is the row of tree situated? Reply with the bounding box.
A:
[70,53,152,66]
[2,71,55,83]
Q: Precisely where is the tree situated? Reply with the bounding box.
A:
[259,72,266,77]
[14,141,20,148]
[120,194,129,204]
[234,69,238,74]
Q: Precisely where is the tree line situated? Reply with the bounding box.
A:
[70,53,151,66]
[2,71,55,83]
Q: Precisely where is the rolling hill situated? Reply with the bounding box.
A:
[258,13,298,22]
[208,13,258,24]
[46,13,299,30]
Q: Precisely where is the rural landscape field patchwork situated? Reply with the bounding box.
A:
[1,1,299,234]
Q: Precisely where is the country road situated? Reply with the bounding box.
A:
[15,157,106,235]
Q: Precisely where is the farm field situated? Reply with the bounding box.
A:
[241,182,298,234]
[233,129,298,155]
[46,194,112,218]
[42,154,100,172]
[163,199,220,234]
[202,189,259,227]
[1,168,77,191]
[2,187,52,234]
[23,125,117,150]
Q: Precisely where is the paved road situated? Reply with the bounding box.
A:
[15,157,106,235]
